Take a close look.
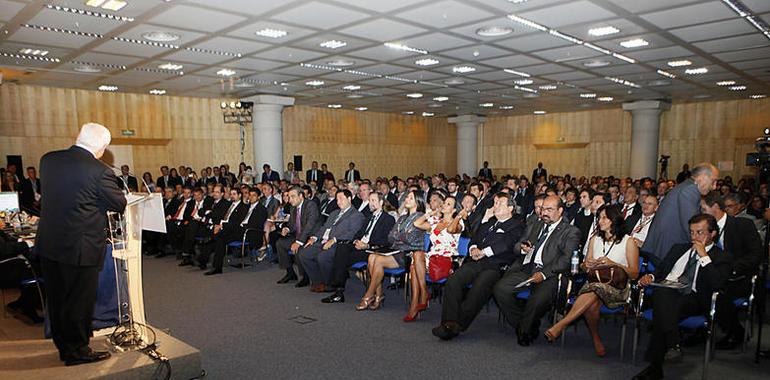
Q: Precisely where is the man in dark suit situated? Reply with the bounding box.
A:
[621,185,643,232]
[322,192,395,303]
[164,186,195,256]
[117,164,139,192]
[633,214,733,380]
[275,186,321,287]
[478,161,493,179]
[493,195,581,346]
[200,188,247,275]
[177,187,213,265]
[260,183,280,218]
[36,123,126,366]
[699,192,763,349]
[318,185,339,221]
[516,177,535,215]
[297,190,365,292]
[321,163,334,183]
[207,188,267,275]
[532,162,547,182]
[261,164,280,183]
[156,166,170,190]
[432,192,526,340]
[306,161,323,187]
[20,166,42,215]
[642,163,718,265]
[344,162,361,183]
[193,184,230,270]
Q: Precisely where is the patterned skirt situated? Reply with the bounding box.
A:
[578,281,631,309]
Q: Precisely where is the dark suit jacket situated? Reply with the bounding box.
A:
[654,243,733,306]
[319,197,338,218]
[117,175,139,192]
[168,175,183,188]
[642,179,701,264]
[572,210,594,249]
[169,198,196,222]
[205,198,231,225]
[355,212,396,248]
[288,200,321,243]
[622,202,643,232]
[306,169,323,184]
[19,177,41,208]
[722,215,762,278]
[261,195,280,218]
[36,145,127,267]
[261,171,280,183]
[468,215,526,270]
[344,169,361,182]
[312,207,365,243]
[516,187,535,215]
[532,168,547,180]
[510,218,581,277]
[385,192,399,209]
[322,170,335,182]
[220,201,249,234]
[240,203,268,245]
[478,168,493,178]
[157,175,170,189]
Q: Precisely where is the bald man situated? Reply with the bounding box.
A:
[37,123,127,366]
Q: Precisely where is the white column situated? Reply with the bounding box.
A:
[449,115,485,177]
[242,94,295,173]
[622,100,671,179]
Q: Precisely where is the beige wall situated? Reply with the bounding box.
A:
[482,97,770,179]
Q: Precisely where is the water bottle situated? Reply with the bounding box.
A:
[570,250,580,275]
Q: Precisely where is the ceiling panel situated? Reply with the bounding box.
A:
[0,0,25,22]
[518,0,618,28]
[148,5,247,33]
[394,0,496,28]
[337,18,429,41]
[640,1,737,29]
[271,1,372,30]
[668,18,756,42]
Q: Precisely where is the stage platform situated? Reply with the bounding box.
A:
[0,320,202,380]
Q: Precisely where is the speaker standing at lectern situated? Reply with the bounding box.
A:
[36,123,127,366]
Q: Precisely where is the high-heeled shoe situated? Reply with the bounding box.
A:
[544,328,561,343]
[403,310,421,322]
[356,296,374,311]
[593,341,606,357]
[416,293,431,311]
[369,295,385,311]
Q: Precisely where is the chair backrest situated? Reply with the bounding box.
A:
[457,236,470,257]
[423,233,431,251]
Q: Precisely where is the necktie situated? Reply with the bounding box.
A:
[678,249,700,293]
[242,204,256,225]
[364,213,379,237]
[312,170,317,181]
[174,201,186,220]
[622,205,631,219]
[224,203,236,221]
[295,205,302,236]
[526,224,551,265]
[634,216,649,233]
[333,209,347,225]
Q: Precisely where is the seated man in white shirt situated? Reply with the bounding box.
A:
[630,195,658,248]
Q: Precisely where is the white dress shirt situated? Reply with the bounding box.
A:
[631,213,655,243]
[664,244,714,292]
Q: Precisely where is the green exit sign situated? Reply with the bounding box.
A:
[121,129,135,136]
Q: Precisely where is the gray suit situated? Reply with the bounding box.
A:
[641,179,701,264]
[297,207,365,285]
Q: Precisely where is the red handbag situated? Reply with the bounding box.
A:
[428,255,453,282]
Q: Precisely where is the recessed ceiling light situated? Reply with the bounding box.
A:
[158,63,183,70]
[503,69,530,77]
[343,85,361,91]
[305,80,324,86]
[422,112,434,117]
[619,38,649,48]
[476,26,513,37]
[534,110,546,115]
[583,60,610,67]
[588,26,620,36]
[428,103,444,108]
[749,94,766,99]
[729,85,747,91]
[402,111,414,115]
[18,48,49,56]
[539,84,557,90]
[415,58,439,66]
[433,96,449,102]
[98,84,118,91]
[479,103,494,107]
[452,65,476,73]
[647,80,671,86]
[326,59,355,67]
[685,67,708,75]
[508,0,529,4]
[216,68,236,77]
[319,40,346,49]
[73,65,101,73]
[667,59,692,67]
[522,93,540,98]
[141,31,180,42]
[149,89,166,95]
[328,104,342,109]
[598,96,614,102]
[580,93,597,98]
[384,42,428,54]
[514,79,533,85]
[500,105,514,110]
[256,28,288,38]
[444,78,465,85]
[716,80,736,86]
[406,93,423,98]
[347,94,363,98]
[355,106,368,111]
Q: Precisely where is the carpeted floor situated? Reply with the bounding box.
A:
[142,255,770,380]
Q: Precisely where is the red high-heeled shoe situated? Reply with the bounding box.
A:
[416,293,432,311]
[403,310,421,322]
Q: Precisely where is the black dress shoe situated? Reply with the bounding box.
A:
[431,322,460,341]
[295,278,309,288]
[63,349,111,366]
[178,258,193,267]
[204,269,222,276]
[632,364,663,380]
[321,291,345,303]
[516,331,531,347]
[277,274,297,284]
